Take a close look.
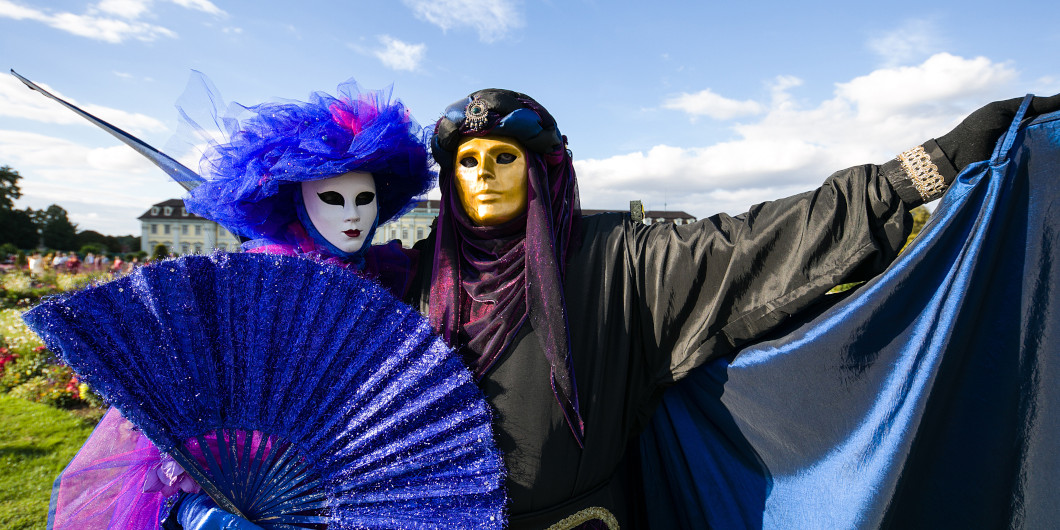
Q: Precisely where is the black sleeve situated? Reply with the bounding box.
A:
[627,161,925,385]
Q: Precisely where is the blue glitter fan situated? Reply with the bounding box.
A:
[23,253,506,529]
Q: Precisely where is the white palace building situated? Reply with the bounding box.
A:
[140,199,695,255]
[138,199,243,255]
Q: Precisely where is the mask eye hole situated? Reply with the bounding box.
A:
[317,191,344,206]
[355,192,375,206]
[496,152,517,164]
[460,156,478,168]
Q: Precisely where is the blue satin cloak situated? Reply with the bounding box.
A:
[640,101,1060,528]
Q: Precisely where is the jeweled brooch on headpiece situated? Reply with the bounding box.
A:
[465,98,490,131]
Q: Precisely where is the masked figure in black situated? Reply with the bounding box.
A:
[406,90,1060,528]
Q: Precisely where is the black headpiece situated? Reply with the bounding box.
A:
[431,89,565,169]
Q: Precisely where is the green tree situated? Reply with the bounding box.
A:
[0,166,38,249]
[0,165,21,211]
[75,230,110,251]
[79,243,107,256]
[74,230,140,253]
[0,208,38,248]
[112,235,140,253]
[152,243,169,262]
[36,205,78,251]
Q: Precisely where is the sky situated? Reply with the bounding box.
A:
[1,0,1058,236]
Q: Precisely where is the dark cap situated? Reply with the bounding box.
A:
[431,89,564,169]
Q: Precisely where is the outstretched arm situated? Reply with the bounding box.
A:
[631,93,1060,383]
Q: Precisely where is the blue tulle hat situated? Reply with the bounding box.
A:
[182,73,435,248]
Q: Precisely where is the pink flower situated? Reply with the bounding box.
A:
[0,352,17,372]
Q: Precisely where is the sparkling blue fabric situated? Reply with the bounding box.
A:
[24,253,506,529]
[640,101,1060,528]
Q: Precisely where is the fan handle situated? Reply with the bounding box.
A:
[171,446,249,519]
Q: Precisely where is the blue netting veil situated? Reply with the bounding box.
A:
[179,72,435,245]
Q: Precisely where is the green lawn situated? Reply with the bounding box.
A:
[0,396,99,529]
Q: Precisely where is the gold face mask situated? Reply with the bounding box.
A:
[454,135,529,226]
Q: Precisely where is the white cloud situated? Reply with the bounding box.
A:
[0,1,175,42]
[576,52,1022,218]
[663,88,764,120]
[0,129,178,234]
[374,35,427,72]
[0,130,159,176]
[0,0,225,43]
[0,74,168,134]
[168,0,224,16]
[0,0,39,19]
[96,0,150,19]
[402,0,523,43]
[836,53,1017,120]
[869,19,943,66]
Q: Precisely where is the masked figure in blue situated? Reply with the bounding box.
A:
[180,74,434,293]
[45,76,436,530]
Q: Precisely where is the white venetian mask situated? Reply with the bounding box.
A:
[300,171,378,253]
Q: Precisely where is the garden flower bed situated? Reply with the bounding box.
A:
[0,271,111,413]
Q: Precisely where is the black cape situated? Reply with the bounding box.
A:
[408,158,924,528]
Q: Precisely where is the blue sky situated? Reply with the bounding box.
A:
[1,0,1058,235]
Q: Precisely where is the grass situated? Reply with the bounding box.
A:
[0,270,112,528]
[0,396,100,529]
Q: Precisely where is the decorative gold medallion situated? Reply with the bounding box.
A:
[465,98,490,131]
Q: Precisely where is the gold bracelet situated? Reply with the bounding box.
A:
[897,145,947,201]
[546,507,620,530]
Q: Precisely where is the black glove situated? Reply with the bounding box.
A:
[936,93,1060,174]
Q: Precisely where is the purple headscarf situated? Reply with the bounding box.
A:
[430,89,585,447]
